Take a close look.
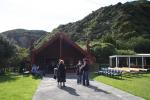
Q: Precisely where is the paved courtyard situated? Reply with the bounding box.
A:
[33,74,144,100]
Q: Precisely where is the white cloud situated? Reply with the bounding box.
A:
[0,0,135,32]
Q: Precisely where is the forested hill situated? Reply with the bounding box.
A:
[1,29,47,48]
[48,0,150,54]
[52,0,150,41]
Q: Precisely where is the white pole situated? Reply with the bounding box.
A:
[142,57,144,68]
[109,57,112,67]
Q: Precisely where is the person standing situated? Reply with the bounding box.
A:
[76,60,82,84]
[57,59,66,87]
[31,64,37,75]
[82,58,89,86]
[53,67,57,79]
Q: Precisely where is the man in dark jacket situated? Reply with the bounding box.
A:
[82,58,89,86]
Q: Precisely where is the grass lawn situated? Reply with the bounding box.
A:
[0,73,41,100]
[91,72,150,100]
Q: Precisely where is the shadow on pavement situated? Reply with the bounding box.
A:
[44,73,77,79]
[87,85,110,94]
[61,86,80,96]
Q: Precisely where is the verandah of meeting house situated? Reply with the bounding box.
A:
[109,54,150,72]
[31,32,91,73]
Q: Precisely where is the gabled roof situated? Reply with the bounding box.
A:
[32,32,87,56]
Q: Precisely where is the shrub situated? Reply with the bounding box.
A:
[10,48,29,73]
[128,36,150,53]
[0,36,15,68]
[91,43,116,63]
[117,50,136,55]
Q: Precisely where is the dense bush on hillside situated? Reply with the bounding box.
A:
[1,29,47,48]
[0,35,30,73]
[0,36,16,72]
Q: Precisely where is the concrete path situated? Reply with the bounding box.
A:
[32,74,144,100]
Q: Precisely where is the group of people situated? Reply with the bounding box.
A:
[54,58,89,88]
[31,64,45,77]
[76,58,89,86]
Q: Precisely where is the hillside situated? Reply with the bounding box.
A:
[1,29,47,48]
[53,1,150,41]
[35,0,150,54]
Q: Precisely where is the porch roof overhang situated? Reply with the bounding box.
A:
[109,54,150,58]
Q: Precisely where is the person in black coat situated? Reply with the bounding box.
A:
[57,59,66,87]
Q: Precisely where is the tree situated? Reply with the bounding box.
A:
[0,36,16,72]
[128,36,150,53]
[91,43,116,63]
[10,48,29,73]
[134,39,150,53]
[101,35,116,45]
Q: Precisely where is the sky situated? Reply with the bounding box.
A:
[0,0,135,32]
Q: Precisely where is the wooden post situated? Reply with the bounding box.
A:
[136,58,138,66]
[31,53,35,65]
[59,35,62,59]
[86,39,90,53]
[126,57,128,67]
[145,57,147,66]
[118,57,119,67]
